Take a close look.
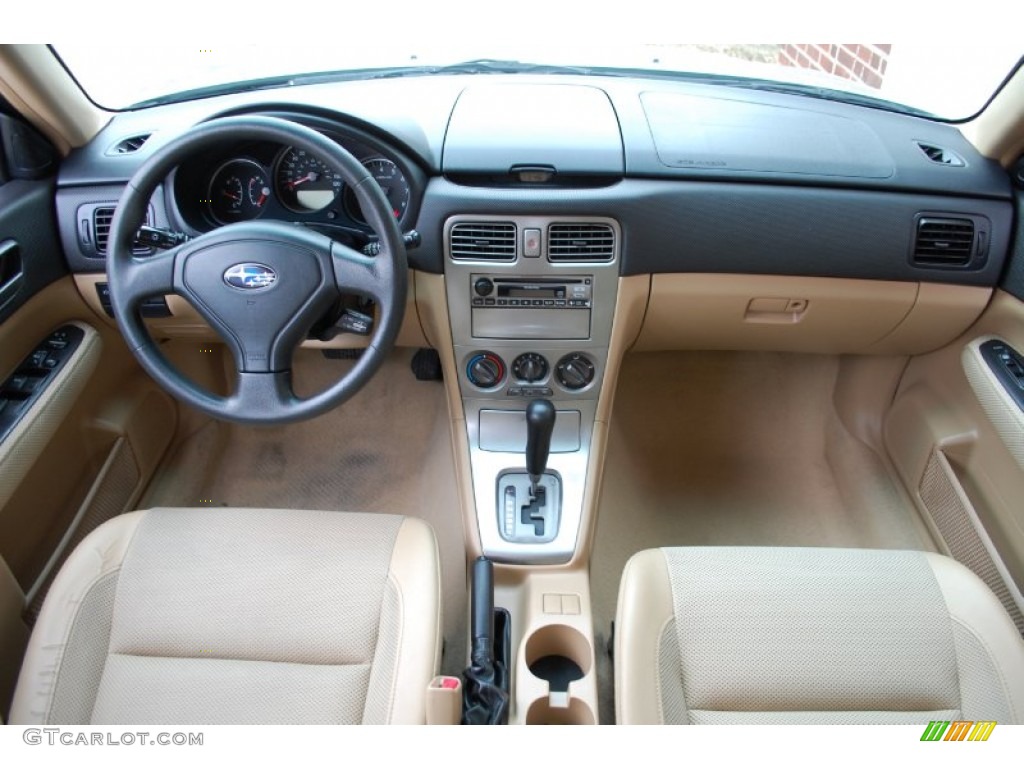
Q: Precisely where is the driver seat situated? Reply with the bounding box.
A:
[9,507,442,724]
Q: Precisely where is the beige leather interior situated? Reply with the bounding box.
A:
[10,508,441,725]
[635,274,990,355]
[4,42,1024,729]
[887,290,1024,631]
[615,547,1024,724]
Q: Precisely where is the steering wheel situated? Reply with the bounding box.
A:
[106,115,407,425]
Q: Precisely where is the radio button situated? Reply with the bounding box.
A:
[472,298,483,306]
[485,298,496,306]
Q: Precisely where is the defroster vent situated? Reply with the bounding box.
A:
[449,222,517,261]
[547,223,615,262]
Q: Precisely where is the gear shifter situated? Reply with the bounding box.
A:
[525,399,556,496]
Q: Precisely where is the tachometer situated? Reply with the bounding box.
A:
[344,157,411,224]
[275,147,343,212]
[208,159,268,224]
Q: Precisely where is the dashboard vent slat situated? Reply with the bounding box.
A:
[93,206,152,256]
[547,223,615,262]
[913,217,975,266]
[107,134,152,155]
[916,142,965,167]
[450,222,516,261]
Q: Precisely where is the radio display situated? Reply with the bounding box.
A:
[506,287,558,299]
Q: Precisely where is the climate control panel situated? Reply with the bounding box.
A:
[463,350,598,397]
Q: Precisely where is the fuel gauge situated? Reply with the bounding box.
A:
[208,159,270,224]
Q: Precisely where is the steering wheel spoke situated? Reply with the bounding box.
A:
[226,371,297,422]
[331,241,391,302]
[113,248,178,312]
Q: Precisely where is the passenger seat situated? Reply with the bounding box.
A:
[615,547,1024,724]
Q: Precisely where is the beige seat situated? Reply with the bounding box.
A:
[10,507,441,724]
[615,547,1024,725]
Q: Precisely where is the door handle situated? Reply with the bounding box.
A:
[0,239,24,310]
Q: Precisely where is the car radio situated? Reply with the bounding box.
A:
[469,275,594,340]
[470,275,592,309]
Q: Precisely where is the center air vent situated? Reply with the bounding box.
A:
[450,222,516,261]
[913,217,976,267]
[916,142,965,167]
[547,223,615,262]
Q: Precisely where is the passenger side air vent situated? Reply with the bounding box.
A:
[913,217,975,266]
[916,142,965,167]
[93,206,152,256]
[547,223,615,262]
[449,222,517,261]
[107,134,152,155]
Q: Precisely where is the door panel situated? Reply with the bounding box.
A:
[0,146,178,717]
[886,191,1024,636]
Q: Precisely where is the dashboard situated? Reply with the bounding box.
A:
[53,74,1017,293]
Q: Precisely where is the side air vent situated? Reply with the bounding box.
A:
[449,222,516,261]
[107,134,152,155]
[913,217,975,266]
[93,206,152,256]
[916,142,965,167]
[547,223,615,262]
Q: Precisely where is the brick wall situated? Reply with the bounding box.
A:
[779,44,891,89]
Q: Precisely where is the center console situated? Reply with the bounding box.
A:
[444,214,620,565]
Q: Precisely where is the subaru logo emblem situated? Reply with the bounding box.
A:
[223,263,278,291]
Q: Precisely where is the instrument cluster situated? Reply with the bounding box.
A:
[172,118,418,237]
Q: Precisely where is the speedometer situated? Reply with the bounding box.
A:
[274,147,343,212]
[344,157,411,224]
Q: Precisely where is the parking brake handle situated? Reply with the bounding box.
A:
[461,556,509,724]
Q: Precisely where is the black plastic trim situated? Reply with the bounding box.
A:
[417,177,1012,284]
[999,191,1024,302]
[0,325,84,444]
[0,179,66,324]
[980,339,1024,413]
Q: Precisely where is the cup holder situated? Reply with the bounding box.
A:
[526,696,596,725]
[522,624,595,724]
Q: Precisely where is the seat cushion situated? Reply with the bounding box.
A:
[10,507,441,724]
[615,547,1024,724]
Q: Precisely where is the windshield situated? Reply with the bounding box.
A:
[54,43,1021,120]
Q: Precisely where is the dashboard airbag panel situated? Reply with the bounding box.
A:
[641,90,894,179]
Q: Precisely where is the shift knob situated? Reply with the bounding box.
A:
[525,399,556,489]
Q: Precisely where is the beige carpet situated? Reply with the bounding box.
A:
[143,348,467,674]
[590,351,934,722]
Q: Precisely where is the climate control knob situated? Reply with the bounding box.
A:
[555,353,596,390]
[466,352,505,389]
[512,352,548,383]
